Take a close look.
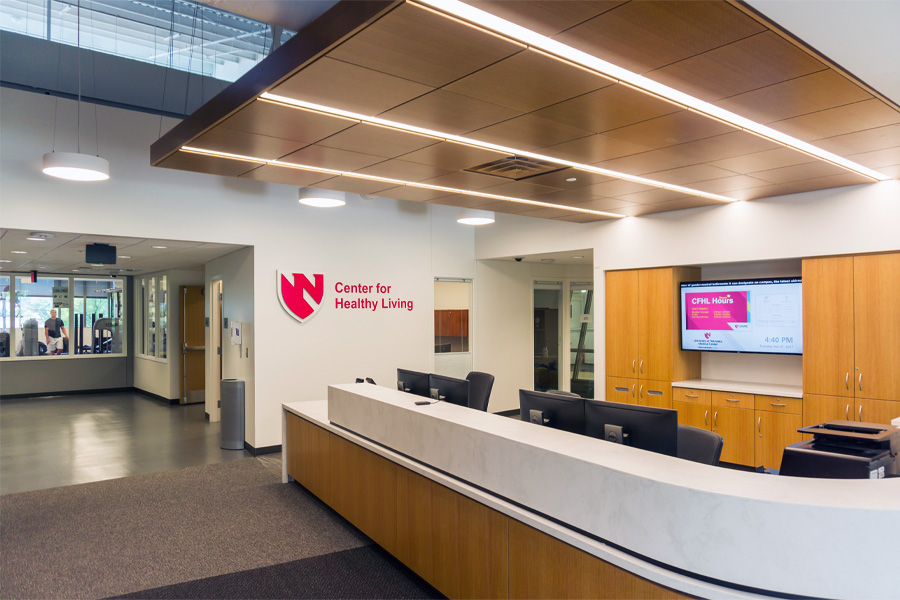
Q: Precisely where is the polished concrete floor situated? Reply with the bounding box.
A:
[0,391,249,495]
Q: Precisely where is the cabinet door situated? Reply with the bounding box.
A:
[803,393,851,440]
[712,406,755,466]
[605,270,639,378]
[802,257,854,397]
[756,411,803,471]
[853,253,900,401]
[638,381,671,409]
[673,401,710,430]
[638,268,673,382]
[855,398,900,426]
[606,377,637,405]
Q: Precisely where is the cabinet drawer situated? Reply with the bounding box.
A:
[712,390,753,409]
[673,387,710,405]
[754,395,802,414]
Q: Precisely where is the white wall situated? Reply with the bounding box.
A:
[133,268,205,400]
[473,180,900,391]
[0,88,475,448]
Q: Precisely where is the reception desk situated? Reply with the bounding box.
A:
[283,384,900,599]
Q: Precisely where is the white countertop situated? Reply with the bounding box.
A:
[672,378,803,398]
[293,383,900,600]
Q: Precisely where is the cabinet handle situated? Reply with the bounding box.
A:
[713,411,718,429]
[845,404,850,420]
[639,384,644,399]
[770,402,787,407]
[640,359,644,374]
[845,372,849,390]
[685,394,699,399]
[757,417,762,438]
[704,410,708,427]
[631,384,635,399]
[632,359,635,374]
[725,398,741,403]
[859,405,863,421]
[858,373,863,391]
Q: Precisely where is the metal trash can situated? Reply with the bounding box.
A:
[220,379,245,450]
[22,319,39,356]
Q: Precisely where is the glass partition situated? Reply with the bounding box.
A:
[72,278,124,354]
[569,284,594,399]
[159,276,167,358]
[0,276,10,357]
[147,276,157,356]
[534,282,563,391]
[434,280,471,353]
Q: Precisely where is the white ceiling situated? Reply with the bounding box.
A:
[0,229,246,277]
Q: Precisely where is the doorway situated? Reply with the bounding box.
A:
[208,279,223,421]
[534,282,563,392]
[180,285,205,404]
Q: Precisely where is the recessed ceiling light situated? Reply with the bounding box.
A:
[565,177,577,182]
[118,255,131,259]
[298,187,346,208]
[11,251,27,254]
[411,0,890,182]
[457,208,495,225]
[151,245,168,249]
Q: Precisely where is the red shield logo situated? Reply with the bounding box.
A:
[277,271,325,323]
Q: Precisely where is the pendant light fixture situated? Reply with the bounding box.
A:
[457,208,495,225]
[298,187,346,208]
[43,0,109,182]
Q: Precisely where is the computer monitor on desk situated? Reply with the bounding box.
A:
[519,389,585,434]
[584,400,679,457]
[428,374,470,407]
[397,368,430,397]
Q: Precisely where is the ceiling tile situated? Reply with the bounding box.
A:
[280,145,385,172]
[272,56,432,115]
[159,151,262,177]
[750,161,852,184]
[223,100,355,144]
[312,176,399,195]
[814,123,900,156]
[475,200,543,215]
[469,114,594,152]
[687,175,773,194]
[375,186,454,202]
[354,159,454,182]
[192,127,305,161]
[316,123,439,158]
[445,49,610,113]
[617,197,719,216]
[602,111,736,148]
[516,169,614,189]
[327,3,521,88]
[478,180,562,199]
[537,134,651,164]
[399,141,508,171]
[556,0,765,74]
[424,194,495,209]
[379,89,521,136]
[618,189,696,205]
[239,164,333,187]
[420,170,508,191]
[735,173,875,200]
[846,146,900,169]
[770,99,900,143]
[647,32,825,103]
[467,1,626,37]
[643,164,740,186]
[532,84,681,134]
[709,147,817,174]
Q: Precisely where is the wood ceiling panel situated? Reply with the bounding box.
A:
[399,141,508,171]
[280,145,385,172]
[327,2,521,88]
[223,100,355,145]
[419,170,509,191]
[537,133,653,164]
[734,173,876,201]
[556,0,765,75]
[379,89,521,136]
[444,49,610,113]
[535,193,635,213]
[647,32,825,103]
[311,176,399,195]
[618,189,696,205]
[551,212,614,223]
[353,159,454,182]
[750,161,856,185]
[531,84,680,134]
[466,1,626,37]
[602,111,736,149]
[618,197,719,217]
[159,151,262,177]
[714,70,873,124]
[709,147,817,174]
[238,164,333,187]
[643,164,741,186]
[469,114,594,152]
[516,206,596,220]
[846,146,900,169]
[192,128,305,161]
[475,200,545,215]
[583,179,657,198]
[316,123,439,158]
[272,57,433,116]
[373,186,454,202]
[814,124,900,157]
[770,99,900,144]
[876,165,900,179]
[423,194,495,209]
[687,175,773,195]
[478,180,562,199]
[517,169,614,189]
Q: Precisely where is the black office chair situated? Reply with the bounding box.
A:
[546,390,581,398]
[677,425,724,466]
[465,371,495,412]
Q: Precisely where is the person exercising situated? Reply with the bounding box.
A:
[45,309,68,355]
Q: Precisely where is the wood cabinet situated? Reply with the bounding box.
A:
[804,394,900,430]
[712,405,755,466]
[673,400,709,429]
[803,253,900,402]
[755,411,802,471]
[606,377,671,408]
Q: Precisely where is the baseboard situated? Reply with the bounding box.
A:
[494,409,520,417]
[244,442,282,456]
[133,388,179,405]
[1,387,132,400]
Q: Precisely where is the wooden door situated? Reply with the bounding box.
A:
[802,257,854,397]
[673,401,710,430]
[712,406,755,466]
[756,411,803,471]
[180,285,205,404]
[638,381,671,409]
[638,268,673,382]
[855,398,900,426]
[853,253,900,401]
[802,393,851,440]
[606,377,637,404]
[605,270,638,378]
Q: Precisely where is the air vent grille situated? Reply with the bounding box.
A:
[466,156,564,180]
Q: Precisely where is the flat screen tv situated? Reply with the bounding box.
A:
[680,277,802,355]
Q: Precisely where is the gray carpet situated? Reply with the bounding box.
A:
[0,459,376,599]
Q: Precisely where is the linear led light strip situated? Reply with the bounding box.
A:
[410,0,891,182]
[259,93,735,203]
[179,146,624,217]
